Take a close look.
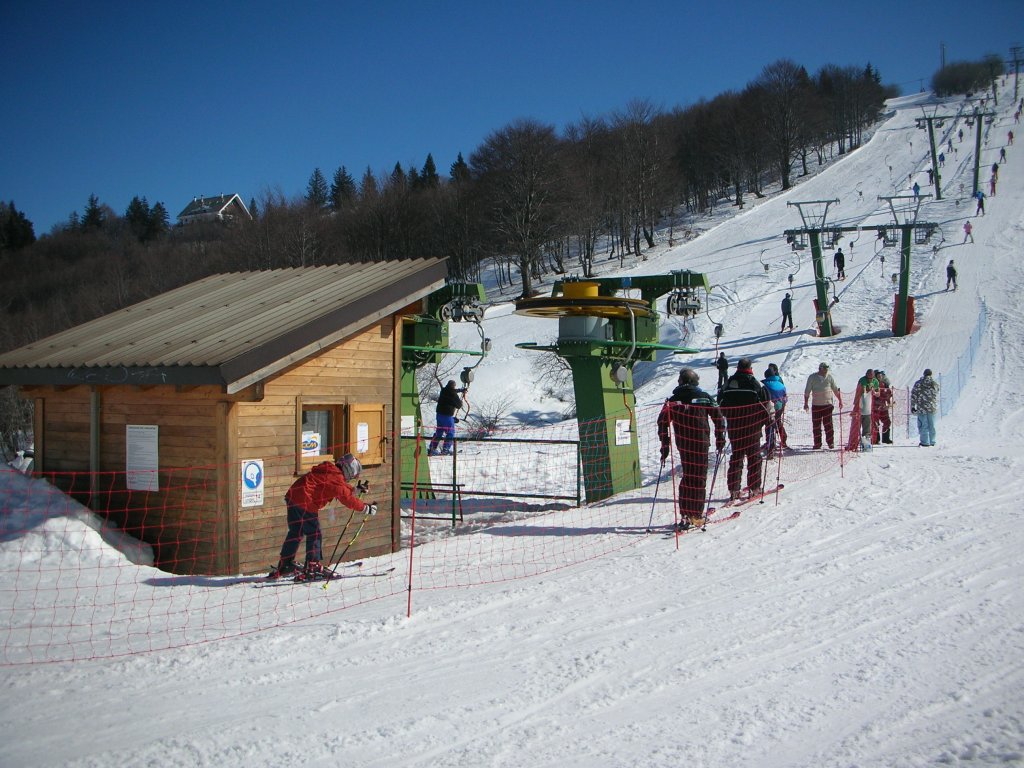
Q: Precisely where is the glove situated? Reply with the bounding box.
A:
[911,408,917,414]
[364,502,378,516]
[660,446,670,462]
[453,417,460,423]
[716,441,726,453]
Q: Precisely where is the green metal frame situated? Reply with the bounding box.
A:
[516,273,706,504]
[400,284,487,499]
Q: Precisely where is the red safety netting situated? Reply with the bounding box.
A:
[0,387,908,665]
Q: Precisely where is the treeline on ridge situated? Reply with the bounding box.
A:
[2,58,901,356]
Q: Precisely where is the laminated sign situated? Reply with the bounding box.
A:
[241,460,264,507]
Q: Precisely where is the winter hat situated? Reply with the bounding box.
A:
[337,453,362,481]
[924,369,932,377]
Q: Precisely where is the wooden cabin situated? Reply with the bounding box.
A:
[0,259,447,575]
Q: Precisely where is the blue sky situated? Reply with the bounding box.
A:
[2,0,1019,236]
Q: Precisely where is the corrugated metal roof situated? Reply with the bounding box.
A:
[0,259,447,393]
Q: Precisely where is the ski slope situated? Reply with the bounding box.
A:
[1,86,1023,767]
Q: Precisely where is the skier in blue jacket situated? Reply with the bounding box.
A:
[762,364,788,458]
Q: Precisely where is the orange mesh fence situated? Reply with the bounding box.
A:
[0,387,908,665]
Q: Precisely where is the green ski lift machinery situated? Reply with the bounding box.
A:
[400,283,489,497]
[514,271,707,504]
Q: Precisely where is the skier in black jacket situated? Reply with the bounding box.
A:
[715,352,729,390]
[657,368,726,528]
[780,293,794,333]
[718,357,772,500]
[428,380,464,455]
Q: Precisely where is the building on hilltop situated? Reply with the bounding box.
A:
[176,193,252,225]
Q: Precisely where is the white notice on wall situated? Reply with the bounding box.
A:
[615,419,632,446]
[401,414,415,437]
[357,422,370,453]
[126,424,159,491]
[241,459,265,508]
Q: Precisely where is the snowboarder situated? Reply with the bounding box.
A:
[428,380,465,456]
[946,260,958,291]
[762,364,788,458]
[716,352,730,391]
[270,454,377,579]
[657,368,726,529]
[803,362,842,450]
[719,357,772,500]
[780,293,794,332]
[833,248,846,280]
[963,220,974,243]
[911,369,940,446]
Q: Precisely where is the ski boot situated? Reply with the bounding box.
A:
[267,558,296,580]
[294,560,326,582]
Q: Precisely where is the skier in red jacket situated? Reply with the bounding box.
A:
[269,453,376,579]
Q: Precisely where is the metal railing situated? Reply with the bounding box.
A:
[400,435,582,525]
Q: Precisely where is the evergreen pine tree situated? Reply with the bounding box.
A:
[450,153,470,184]
[125,196,151,240]
[305,168,329,208]
[148,202,170,239]
[0,201,36,252]
[360,167,379,201]
[420,153,440,189]
[330,166,356,210]
[390,162,407,191]
[81,194,105,231]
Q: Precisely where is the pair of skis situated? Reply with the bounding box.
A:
[666,483,784,535]
[720,483,785,509]
[257,561,396,587]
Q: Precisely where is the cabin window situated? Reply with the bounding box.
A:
[296,398,347,472]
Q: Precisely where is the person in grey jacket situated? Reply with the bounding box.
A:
[910,369,940,446]
[803,362,843,449]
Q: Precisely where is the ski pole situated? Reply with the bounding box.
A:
[323,513,372,590]
[701,449,724,531]
[325,509,357,570]
[645,458,666,533]
[323,480,368,581]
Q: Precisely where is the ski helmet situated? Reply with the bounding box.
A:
[337,453,362,481]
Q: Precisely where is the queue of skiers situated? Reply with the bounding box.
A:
[658,358,937,528]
